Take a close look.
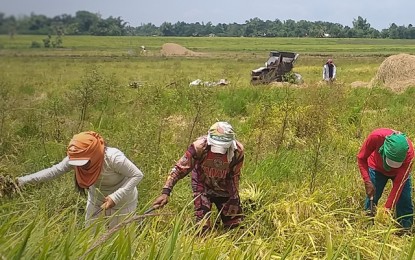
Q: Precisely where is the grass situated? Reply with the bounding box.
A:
[1,35,415,259]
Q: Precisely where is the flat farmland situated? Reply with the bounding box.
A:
[1,35,415,259]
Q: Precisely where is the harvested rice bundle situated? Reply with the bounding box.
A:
[371,53,415,92]
[0,174,19,198]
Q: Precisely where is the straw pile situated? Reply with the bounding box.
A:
[160,43,204,56]
[371,53,415,92]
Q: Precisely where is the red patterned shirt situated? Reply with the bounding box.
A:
[162,136,244,198]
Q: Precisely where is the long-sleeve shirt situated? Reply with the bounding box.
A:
[323,63,336,80]
[162,136,244,198]
[18,147,144,209]
[357,128,414,209]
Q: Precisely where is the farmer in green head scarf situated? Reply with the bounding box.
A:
[379,133,409,171]
[357,128,414,232]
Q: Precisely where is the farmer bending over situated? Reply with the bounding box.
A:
[17,131,144,228]
[357,128,414,230]
[153,122,244,232]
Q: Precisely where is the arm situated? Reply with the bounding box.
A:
[162,145,197,195]
[107,151,144,205]
[153,139,206,207]
[385,160,413,209]
[332,65,336,78]
[357,133,382,182]
[17,157,72,186]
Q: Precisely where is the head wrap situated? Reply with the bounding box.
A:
[67,131,105,188]
[379,132,409,171]
[207,122,237,161]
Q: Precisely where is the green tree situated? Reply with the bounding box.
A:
[159,22,174,36]
[388,23,399,39]
[407,24,415,39]
[351,16,378,38]
[75,11,99,34]
[244,17,266,37]
[136,23,158,36]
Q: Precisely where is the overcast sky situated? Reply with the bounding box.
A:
[1,0,414,30]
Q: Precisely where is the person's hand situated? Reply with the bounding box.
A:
[15,177,21,187]
[153,194,169,208]
[364,181,375,198]
[101,196,115,210]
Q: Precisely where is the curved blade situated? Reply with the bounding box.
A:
[92,208,104,218]
[144,207,155,215]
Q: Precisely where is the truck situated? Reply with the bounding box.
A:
[251,51,302,85]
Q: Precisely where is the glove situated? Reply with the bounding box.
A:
[364,181,375,198]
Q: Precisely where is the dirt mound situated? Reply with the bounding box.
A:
[371,53,415,92]
[160,43,203,56]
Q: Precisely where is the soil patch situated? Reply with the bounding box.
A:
[160,43,204,57]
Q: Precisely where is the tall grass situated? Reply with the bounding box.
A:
[1,36,415,259]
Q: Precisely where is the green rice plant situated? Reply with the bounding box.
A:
[2,36,415,259]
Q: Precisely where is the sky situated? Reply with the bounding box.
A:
[1,0,414,30]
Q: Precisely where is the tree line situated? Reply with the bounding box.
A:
[1,11,415,39]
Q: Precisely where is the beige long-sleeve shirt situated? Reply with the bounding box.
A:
[18,147,143,209]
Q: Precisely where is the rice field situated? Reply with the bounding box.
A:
[1,35,415,259]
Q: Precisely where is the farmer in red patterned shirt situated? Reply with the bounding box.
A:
[357,128,414,229]
[153,122,244,232]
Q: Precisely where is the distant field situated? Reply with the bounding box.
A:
[1,35,410,85]
[2,35,415,55]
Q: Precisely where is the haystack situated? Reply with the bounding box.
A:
[371,53,415,92]
[160,43,203,56]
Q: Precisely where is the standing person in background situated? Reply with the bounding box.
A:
[357,128,414,231]
[152,122,244,233]
[17,131,144,228]
[323,58,336,82]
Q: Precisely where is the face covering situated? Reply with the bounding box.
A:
[67,131,105,188]
[379,132,409,171]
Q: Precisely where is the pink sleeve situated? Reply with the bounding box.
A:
[385,157,413,209]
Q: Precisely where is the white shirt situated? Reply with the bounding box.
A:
[18,147,144,209]
[323,63,336,80]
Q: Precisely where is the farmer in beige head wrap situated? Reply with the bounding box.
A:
[17,131,144,228]
[153,122,245,233]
